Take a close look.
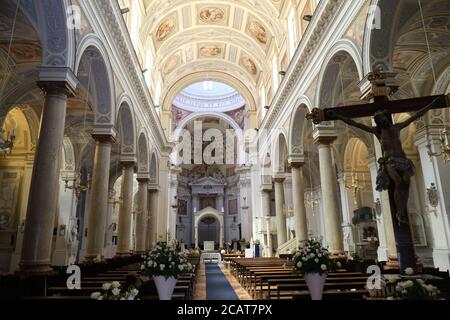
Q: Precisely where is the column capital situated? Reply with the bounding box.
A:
[137,176,150,183]
[288,154,305,165]
[289,161,305,168]
[272,176,285,183]
[312,127,337,145]
[37,66,78,97]
[313,135,336,145]
[91,133,116,143]
[92,125,117,140]
[120,160,136,168]
[358,70,399,102]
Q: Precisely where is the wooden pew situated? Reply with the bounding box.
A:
[292,289,368,300]
[272,281,368,299]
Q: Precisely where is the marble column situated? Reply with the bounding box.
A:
[116,162,135,256]
[194,225,199,249]
[290,162,308,243]
[314,136,343,254]
[261,190,272,257]
[135,178,149,253]
[19,78,76,273]
[265,217,272,258]
[216,194,224,212]
[273,177,287,246]
[103,188,115,259]
[368,156,391,262]
[145,190,152,250]
[192,194,199,213]
[416,126,450,271]
[337,172,355,255]
[261,190,272,217]
[219,217,224,249]
[146,189,158,249]
[84,135,114,261]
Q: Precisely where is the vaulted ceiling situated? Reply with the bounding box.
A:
[129,0,289,104]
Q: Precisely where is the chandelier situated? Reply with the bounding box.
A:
[427,129,450,163]
[283,205,293,217]
[344,172,364,206]
[305,191,319,216]
[63,173,90,199]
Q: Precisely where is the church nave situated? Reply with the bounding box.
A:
[0,0,450,307]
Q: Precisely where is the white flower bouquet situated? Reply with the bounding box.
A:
[90,281,139,300]
[389,268,440,300]
[292,238,333,275]
[141,241,194,279]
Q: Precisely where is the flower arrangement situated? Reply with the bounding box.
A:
[141,241,193,279]
[388,268,440,300]
[292,238,333,275]
[90,281,139,300]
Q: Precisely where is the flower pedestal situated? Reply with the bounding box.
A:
[304,273,327,300]
[153,276,177,300]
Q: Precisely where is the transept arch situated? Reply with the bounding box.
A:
[162,71,257,113]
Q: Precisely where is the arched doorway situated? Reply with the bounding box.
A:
[198,216,219,245]
[194,207,224,250]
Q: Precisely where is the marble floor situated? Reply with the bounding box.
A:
[193,262,251,300]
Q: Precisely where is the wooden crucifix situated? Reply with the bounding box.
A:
[306,70,450,273]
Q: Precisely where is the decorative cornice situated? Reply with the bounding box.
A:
[261,0,346,131]
[92,0,169,154]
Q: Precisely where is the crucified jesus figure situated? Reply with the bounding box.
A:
[328,98,439,225]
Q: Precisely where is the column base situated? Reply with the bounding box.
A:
[18,261,55,275]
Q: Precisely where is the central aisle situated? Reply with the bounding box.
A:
[205,263,239,300]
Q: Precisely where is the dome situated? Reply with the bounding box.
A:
[173,80,245,112]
